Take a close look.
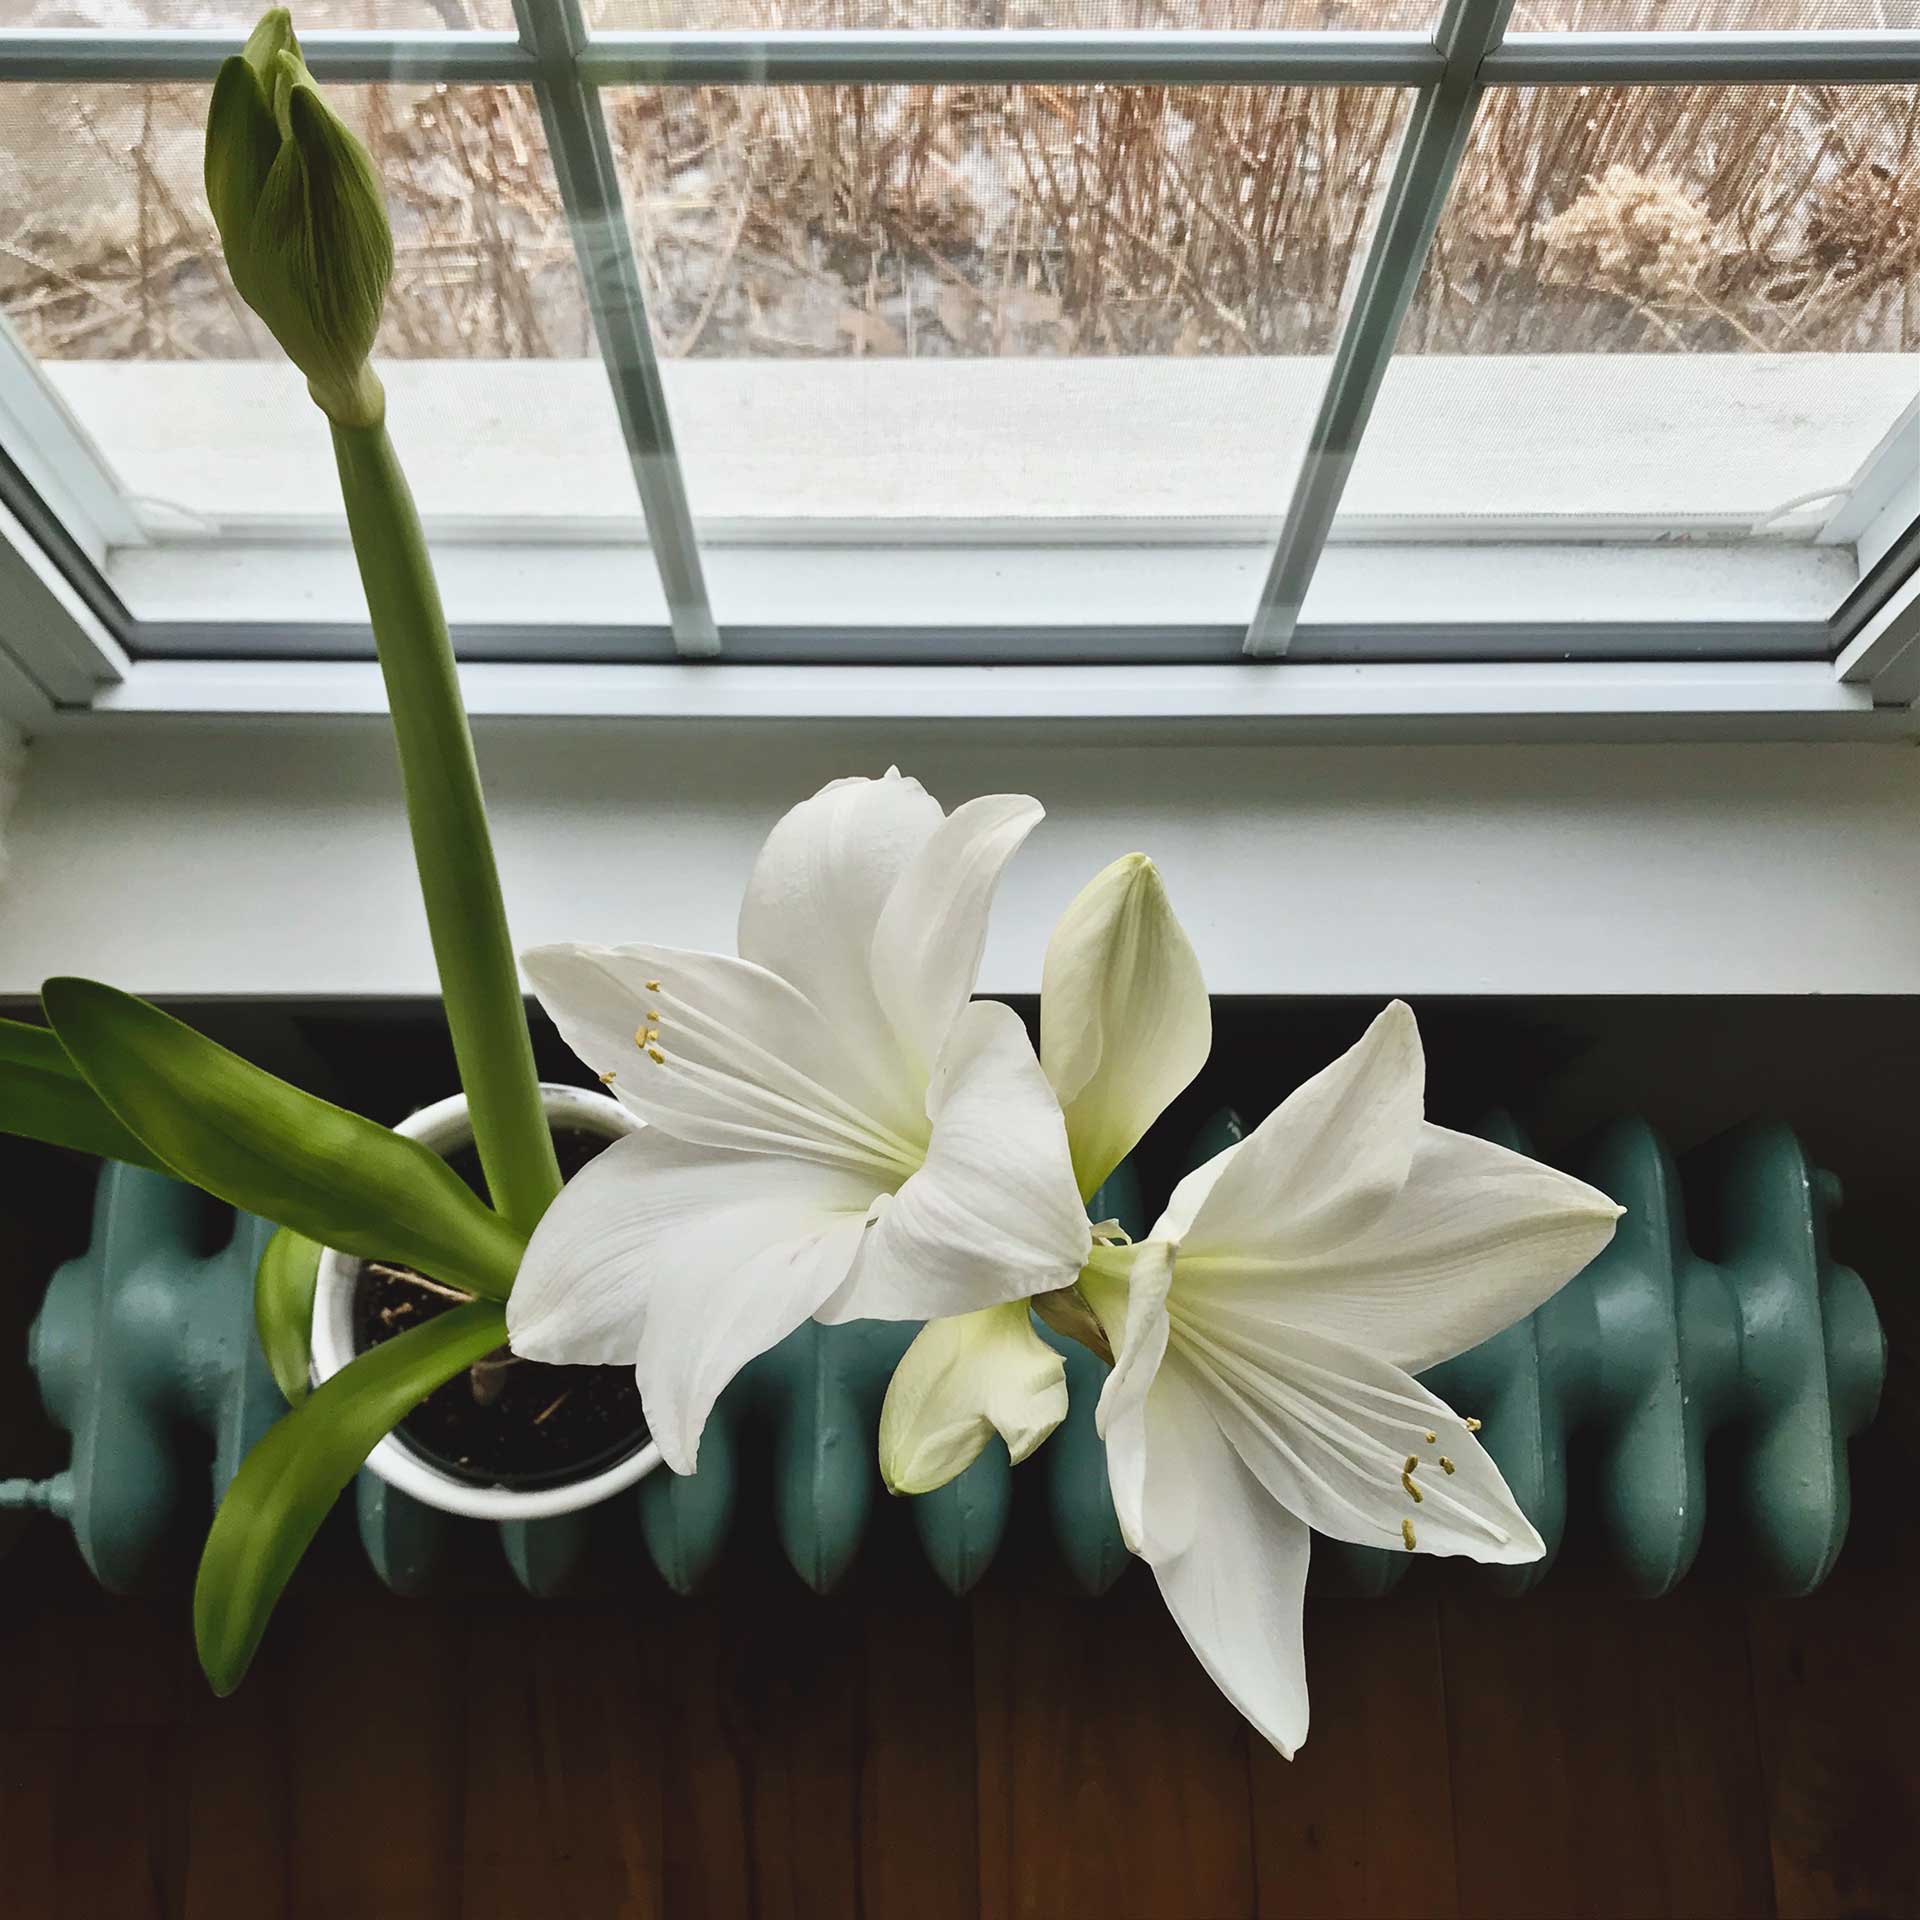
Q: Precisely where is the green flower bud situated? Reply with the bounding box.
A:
[204,9,393,426]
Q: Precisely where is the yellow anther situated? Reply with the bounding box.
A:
[1464,1416,1483,1433]
[1402,1454,1418,1475]
[646,1045,666,1065]
[647,1009,661,1022]
[645,979,662,992]
[598,1070,617,1085]
[1401,1471,1424,1504]
[1424,1430,1438,1444]
[1401,1519,1417,1551]
[1439,1456,1457,1475]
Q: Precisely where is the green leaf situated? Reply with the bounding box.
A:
[43,978,524,1302]
[255,1225,324,1406]
[195,1298,505,1693]
[0,1016,172,1173]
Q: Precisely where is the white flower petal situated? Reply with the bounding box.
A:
[1161,1000,1425,1259]
[1041,854,1212,1200]
[736,768,943,1079]
[1082,1238,1177,1557]
[507,1129,877,1475]
[1174,1122,1622,1375]
[1133,1357,1314,1759]
[1152,1137,1246,1247]
[1172,1303,1544,1565]
[870,792,1043,1082]
[522,942,923,1176]
[822,999,1092,1324]
[877,1302,1067,1495]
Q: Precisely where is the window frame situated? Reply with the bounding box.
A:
[0,3,1916,733]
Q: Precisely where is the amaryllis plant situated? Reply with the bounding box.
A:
[0,9,1626,1752]
[0,10,565,1691]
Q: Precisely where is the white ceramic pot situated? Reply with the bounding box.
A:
[311,1082,662,1521]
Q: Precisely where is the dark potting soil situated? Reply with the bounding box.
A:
[353,1123,649,1490]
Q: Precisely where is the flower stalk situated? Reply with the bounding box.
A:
[330,418,561,1231]
[204,7,560,1230]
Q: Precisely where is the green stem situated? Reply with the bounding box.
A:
[330,417,561,1235]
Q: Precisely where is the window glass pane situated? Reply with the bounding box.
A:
[0,2,513,27]
[586,3,1443,34]
[1512,2,1920,26]
[0,81,653,633]
[606,81,1414,632]
[1324,82,1920,629]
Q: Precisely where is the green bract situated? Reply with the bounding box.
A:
[205,7,393,426]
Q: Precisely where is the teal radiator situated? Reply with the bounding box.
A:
[0,1113,1885,1603]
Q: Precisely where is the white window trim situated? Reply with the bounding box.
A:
[0,9,1916,732]
[46,657,1903,745]
[35,352,1909,642]
[1,347,1909,724]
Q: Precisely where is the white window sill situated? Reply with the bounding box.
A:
[33,352,1915,634]
[51,353,1913,538]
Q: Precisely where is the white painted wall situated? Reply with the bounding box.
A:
[3,723,1917,1000]
[0,718,24,889]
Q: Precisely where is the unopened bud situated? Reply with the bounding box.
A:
[204,9,392,426]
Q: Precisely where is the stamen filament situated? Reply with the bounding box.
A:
[643,979,926,1174]
[1171,1314,1514,1547]
[663,1053,915,1175]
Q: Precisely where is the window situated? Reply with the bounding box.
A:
[0,0,1915,715]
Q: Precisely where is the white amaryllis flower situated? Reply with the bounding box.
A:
[880,852,1210,1494]
[1081,1000,1622,1757]
[507,769,1092,1473]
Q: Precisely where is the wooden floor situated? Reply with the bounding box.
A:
[0,1491,1914,1919]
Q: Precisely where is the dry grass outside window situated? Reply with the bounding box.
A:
[1,65,1915,366]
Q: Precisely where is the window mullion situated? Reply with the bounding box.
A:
[1242,0,1516,660]
[0,29,533,83]
[509,0,718,659]
[1483,28,1920,86]
[573,28,1443,87]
